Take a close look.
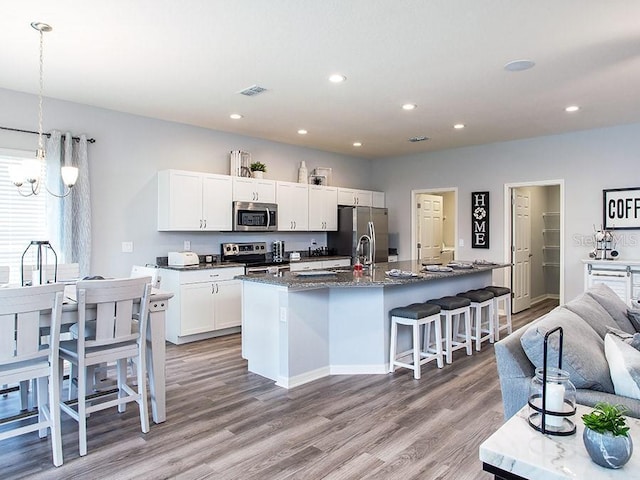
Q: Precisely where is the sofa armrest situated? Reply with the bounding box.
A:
[494,325,536,420]
[576,390,640,419]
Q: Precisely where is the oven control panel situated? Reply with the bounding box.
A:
[221,242,267,257]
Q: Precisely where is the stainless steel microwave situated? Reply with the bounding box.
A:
[233,201,277,231]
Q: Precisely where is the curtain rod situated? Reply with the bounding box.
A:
[0,126,96,143]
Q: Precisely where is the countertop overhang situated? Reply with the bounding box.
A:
[237,260,510,291]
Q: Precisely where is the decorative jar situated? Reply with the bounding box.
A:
[528,366,576,435]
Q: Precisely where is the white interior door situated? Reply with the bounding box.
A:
[513,188,532,313]
[417,194,444,263]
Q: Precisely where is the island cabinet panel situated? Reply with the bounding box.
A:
[308,185,338,231]
[162,266,244,344]
[276,181,309,231]
[158,169,232,231]
[232,177,276,203]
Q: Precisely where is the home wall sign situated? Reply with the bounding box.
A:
[472,191,489,248]
[603,187,640,230]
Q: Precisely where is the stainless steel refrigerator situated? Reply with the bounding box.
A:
[328,206,389,264]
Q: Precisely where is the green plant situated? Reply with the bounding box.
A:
[581,402,630,437]
[250,161,266,172]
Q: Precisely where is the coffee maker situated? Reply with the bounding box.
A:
[272,241,285,263]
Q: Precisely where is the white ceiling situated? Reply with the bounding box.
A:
[2,1,640,159]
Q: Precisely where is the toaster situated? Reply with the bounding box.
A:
[168,251,199,267]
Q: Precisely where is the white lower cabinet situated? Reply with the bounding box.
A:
[162,266,244,344]
[289,258,351,272]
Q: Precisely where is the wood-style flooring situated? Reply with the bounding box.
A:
[0,299,557,480]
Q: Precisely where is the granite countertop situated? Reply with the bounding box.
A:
[158,262,245,271]
[239,260,510,290]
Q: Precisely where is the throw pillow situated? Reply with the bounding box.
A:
[604,333,640,400]
[606,326,640,350]
[586,283,636,334]
[627,308,640,333]
[564,293,618,339]
[521,306,614,393]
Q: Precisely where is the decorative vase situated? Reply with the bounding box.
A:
[583,427,633,469]
[298,161,308,183]
[252,171,263,179]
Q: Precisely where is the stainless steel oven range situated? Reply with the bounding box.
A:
[221,242,290,275]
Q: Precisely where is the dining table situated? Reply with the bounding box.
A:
[46,285,174,424]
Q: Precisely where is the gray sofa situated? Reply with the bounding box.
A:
[495,283,640,419]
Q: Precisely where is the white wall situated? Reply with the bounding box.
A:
[372,124,640,301]
[0,88,372,276]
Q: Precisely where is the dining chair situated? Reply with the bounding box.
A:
[0,283,65,467]
[59,276,152,456]
[21,263,80,285]
[130,265,161,289]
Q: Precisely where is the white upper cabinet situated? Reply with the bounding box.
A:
[337,188,372,207]
[308,185,338,231]
[276,181,309,231]
[158,170,232,231]
[232,177,276,203]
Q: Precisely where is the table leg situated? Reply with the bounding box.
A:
[146,309,166,423]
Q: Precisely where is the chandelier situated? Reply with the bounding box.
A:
[9,22,78,198]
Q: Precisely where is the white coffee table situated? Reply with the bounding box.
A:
[480,404,640,479]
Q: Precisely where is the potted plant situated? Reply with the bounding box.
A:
[250,162,266,179]
[581,402,633,469]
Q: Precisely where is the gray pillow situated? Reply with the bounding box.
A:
[586,283,635,334]
[521,306,614,393]
[627,309,640,333]
[564,293,619,339]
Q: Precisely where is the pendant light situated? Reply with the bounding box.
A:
[9,22,78,197]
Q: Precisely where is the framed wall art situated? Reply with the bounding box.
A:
[603,187,640,230]
[472,191,489,248]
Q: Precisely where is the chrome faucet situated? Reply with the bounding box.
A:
[357,234,373,269]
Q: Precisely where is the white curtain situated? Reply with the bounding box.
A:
[45,130,91,276]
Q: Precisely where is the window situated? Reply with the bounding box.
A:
[0,148,49,284]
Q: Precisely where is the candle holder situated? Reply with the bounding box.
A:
[20,240,58,286]
[527,326,577,436]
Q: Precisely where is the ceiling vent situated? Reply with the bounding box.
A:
[408,136,429,142]
[238,85,267,97]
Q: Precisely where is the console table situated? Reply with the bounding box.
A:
[480,404,640,479]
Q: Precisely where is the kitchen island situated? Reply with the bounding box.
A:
[241,261,510,388]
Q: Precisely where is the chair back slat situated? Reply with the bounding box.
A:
[16,311,41,357]
[114,300,134,337]
[0,266,9,284]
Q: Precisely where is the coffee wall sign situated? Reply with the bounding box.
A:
[472,191,490,248]
[603,187,640,230]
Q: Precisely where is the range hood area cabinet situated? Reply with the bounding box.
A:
[232,177,276,203]
[158,170,232,231]
[276,181,309,231]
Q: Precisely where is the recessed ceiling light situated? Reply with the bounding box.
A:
[453,124,465,129]
[353,142,362,147]
[565,105,580,113]
[402,103,417,111]
[229,113,243,120]
[329,74,346,83]
[504,59,536,72]
[297,129,308,135]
